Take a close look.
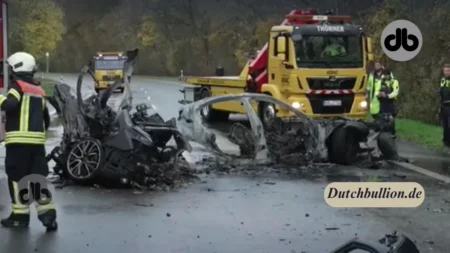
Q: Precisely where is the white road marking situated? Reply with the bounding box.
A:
[390,161,450,183]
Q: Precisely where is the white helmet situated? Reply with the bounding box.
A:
[7,52,36,73]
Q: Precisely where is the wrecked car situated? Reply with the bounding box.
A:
[176,89,398,165]
[46,50,193,189]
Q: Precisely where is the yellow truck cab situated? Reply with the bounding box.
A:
[180,9,374,126]
[91,52,127,93]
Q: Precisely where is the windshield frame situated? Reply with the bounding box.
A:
[93,57,127,71]
[292,25,364,69]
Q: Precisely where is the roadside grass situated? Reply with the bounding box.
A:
[366,113,445,151]
[39,78,58,96]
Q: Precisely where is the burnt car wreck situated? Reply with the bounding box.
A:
[176,88,399,166]
[46,50,194,189]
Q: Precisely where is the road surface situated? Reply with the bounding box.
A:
[0,73,447,253]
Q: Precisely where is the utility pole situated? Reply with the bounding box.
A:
[45,52,49,73]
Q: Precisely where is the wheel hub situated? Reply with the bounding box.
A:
[264,105,275,123]
[67,139,102,180]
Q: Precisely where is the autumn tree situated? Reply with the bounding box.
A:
[9,0,66,63]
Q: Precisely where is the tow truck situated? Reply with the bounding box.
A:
[90,52,127,93]
[180,9,374,126]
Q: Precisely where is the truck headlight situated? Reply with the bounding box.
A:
[292,102,302,109]
[359,101,367,108]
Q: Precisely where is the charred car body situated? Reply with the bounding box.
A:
[46,50,192,189]
[177,85,398,165]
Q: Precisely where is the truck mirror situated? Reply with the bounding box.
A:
[366,37,373,54]
[277,36,286,54]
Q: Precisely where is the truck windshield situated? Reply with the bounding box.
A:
[294,35,363,68]
[94,60,126,70]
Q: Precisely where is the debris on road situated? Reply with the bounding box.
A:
[134,203,153,207]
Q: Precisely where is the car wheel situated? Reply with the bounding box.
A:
[377,132,399,160]
[66,138,103,182]
[259,102,276,128]
[199,88,229,122]
[329,127,359,165]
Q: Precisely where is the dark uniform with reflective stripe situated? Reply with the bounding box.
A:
[439,77,450,146]
[0,77,56,228]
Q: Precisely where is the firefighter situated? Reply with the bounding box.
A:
[439,64,450,147]
[0,52,57,230]
[369,68,399,136]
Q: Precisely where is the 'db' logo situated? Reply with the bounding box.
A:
[381,20,422,62]
[17,174,52,206]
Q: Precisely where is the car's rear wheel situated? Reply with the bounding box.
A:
[377,132,398,160]
[199,88,229,122]
[259,101,276,128]
[329,127,359,165]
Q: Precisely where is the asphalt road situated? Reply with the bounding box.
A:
[0,73,447,253]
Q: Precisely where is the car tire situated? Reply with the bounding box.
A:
[329,127,359,165]
[259,101,276,129]
[199,88,229,122]
[377,132,399,160]
[66,138,103,183]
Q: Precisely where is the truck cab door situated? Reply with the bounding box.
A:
[268,34,283,84]
[270,35,292,88]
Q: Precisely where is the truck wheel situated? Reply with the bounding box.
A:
[200,88,229,122]
[377,132,399,160]
[328,127,359,165]
[259,102,276,128]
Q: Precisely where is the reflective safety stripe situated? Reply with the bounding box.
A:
[5,137,46,145]
[35,202,56,213]
[20,95,30,131]
[0,95,6,106]
[6,131,45,137]
[12,205,30,214]
[5,131,46,144]
[8,88,21,101]
[12,182,30,214]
